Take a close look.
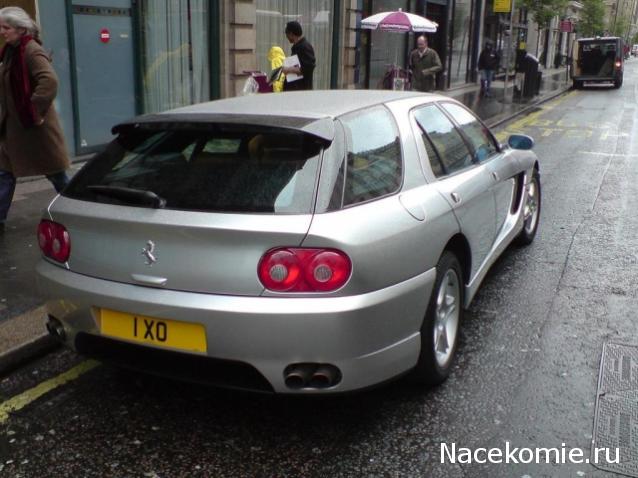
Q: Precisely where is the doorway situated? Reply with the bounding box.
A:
[68,0,137,154]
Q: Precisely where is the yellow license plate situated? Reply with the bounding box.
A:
[99,309,207,353]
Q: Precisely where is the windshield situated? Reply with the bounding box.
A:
[581,41,619,56]
[64,125,325,214]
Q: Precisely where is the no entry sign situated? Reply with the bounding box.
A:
[100,28,110,43]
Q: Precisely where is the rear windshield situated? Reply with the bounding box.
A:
[581,41,618,56]
[64,125,325,214]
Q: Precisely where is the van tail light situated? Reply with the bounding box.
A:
[258,248,351,292]
[615,61,622,68]
[38,220,71,263]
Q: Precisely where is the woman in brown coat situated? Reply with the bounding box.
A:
[0,6,70,230]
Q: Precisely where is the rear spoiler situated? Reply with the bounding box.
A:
[112,113,335,142]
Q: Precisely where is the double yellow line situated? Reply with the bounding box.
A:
[0,360,99,424]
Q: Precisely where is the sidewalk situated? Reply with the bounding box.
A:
[447,66,571,127]
[0,70,572,376]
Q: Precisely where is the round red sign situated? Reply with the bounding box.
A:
[99,28,110,43]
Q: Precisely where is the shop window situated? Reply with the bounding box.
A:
[450,0,472,85]
[255,0,333,90]
[140,1,210,113]
[368,0,409,89]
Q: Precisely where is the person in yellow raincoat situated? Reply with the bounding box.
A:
[267,46,285,92]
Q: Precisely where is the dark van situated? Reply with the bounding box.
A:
[571,36,623,89]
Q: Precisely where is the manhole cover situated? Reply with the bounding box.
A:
[592,342,638,476]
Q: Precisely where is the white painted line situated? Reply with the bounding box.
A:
[580,152,638,157]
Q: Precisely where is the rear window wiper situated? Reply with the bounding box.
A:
[87,185,167,209]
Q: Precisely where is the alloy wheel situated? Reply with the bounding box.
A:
[523,177,539,235]
[433,268,460,368]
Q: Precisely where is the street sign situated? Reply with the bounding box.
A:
[494,0,511,13]
[560,20,573,33]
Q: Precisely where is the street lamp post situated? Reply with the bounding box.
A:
[503,0,516,102]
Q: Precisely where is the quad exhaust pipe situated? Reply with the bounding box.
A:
[46,316,66,342]
[284,363,341,390]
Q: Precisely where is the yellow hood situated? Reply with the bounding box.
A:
[268,46,285,68]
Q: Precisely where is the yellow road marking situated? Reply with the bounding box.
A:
[495,90,576,141]
[0,360,100,424]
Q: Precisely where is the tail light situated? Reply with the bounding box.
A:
[615,61,622,68]
[258,248,351,292]
[38,220,71,263]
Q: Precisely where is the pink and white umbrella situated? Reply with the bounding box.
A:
[361,8,438,33]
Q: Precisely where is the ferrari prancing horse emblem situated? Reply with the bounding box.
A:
[141,240,157,266]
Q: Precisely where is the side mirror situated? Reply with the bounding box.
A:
[507,134,534,150]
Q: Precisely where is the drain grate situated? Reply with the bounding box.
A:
[592,342,638,477]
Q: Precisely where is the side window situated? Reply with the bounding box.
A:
[414,105,473,177]
[441,103,498,163]
[340,106,402,206]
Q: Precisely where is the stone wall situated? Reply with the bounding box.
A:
[221,0,355,97]
[223,0,257,97]
[342,0,359,89]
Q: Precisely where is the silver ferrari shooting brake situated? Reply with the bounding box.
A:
[36,90,540,394]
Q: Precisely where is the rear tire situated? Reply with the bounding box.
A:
[411,251,463,386]
[614,77,623,88]
[514,169,541,246]
[572,80,581,89]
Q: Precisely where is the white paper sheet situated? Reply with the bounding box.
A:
[283,54,303,82]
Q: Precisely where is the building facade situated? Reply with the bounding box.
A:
[6,0,573,158]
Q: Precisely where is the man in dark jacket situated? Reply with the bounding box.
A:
[478,41,500,97]
[282,21,316,91]
[409,35,442,92]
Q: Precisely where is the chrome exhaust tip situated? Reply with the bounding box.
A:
[46,316,66,342]
[308,365,340,388]
[284,364,316,389]
[284,363,342,390]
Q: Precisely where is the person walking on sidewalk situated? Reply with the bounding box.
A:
[409,35,442,92]
[282,21,316,91]
[478,41,500,97]
[0,6,70,232]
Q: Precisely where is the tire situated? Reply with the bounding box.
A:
[514,169,541,246]
[411,251,463,386]
[614,77,623,88]
[572,80,581,89]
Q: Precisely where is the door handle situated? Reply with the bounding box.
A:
[450,192,461,204]
[492,171,500,181]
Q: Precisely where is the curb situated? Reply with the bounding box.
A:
[0,333,60,377]
[487,85,573,129]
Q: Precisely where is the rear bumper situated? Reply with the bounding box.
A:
[572,74,621,82]
[36,260,435,393]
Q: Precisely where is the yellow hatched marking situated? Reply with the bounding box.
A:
[0,360,99,424]
[495,90,576,141]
